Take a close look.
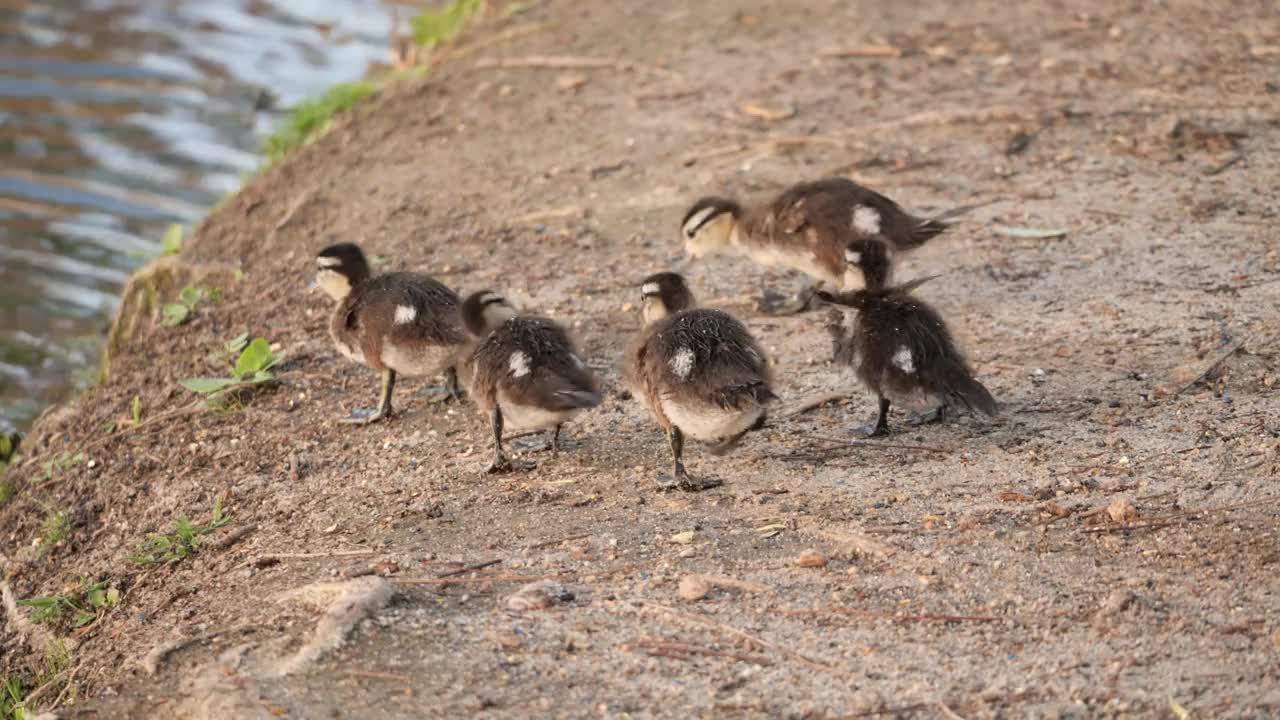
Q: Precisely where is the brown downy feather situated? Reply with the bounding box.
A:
[466,314,600,425]
[331,272,467,374]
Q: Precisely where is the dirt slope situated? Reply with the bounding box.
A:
[3,0,1279,717]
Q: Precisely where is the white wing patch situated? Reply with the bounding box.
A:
[892,346,915,374]
[316,256,342,267]
[393,304,417,324]
[682,206,719,236]
[641,282,660,297]
[844,249,862,265]
[852,205,882,235]
[669,347,695,380]
[509,350,532,377]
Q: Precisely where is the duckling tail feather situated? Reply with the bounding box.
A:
[909,217,950,248]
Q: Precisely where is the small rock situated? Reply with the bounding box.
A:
[506,580,572,612]
[670,531,695,545]
[1106,497,1138,524]
[678,575,711,602]
[794,550,828,568]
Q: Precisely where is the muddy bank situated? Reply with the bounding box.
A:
[2,0,1278,717]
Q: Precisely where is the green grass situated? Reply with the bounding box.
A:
[412,0,482,49]
[19,581,119,629]
[260,0,483,165]
[37,507,70,555]
[1,675,26,720]
[261,81,376,163]
[132,499,231,565]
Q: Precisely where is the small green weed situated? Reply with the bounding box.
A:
[1,675,25,720]
[262,81,375,163]
[18,581,120,628]
[411,0,482,48]
[132,499,231,565]
[38,509,70,554]
[160,224,183,257]
[39,452,83,482]
[160,286,213,328]
[0,481,13,507]
[180,336,279,399]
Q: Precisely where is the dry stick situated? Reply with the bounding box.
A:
[820,45,903,58]
[433,22,550,63]
[785,392,847,418]
[20,663,78,707]
[474,55,681,80]
[253,550,377,563]
[937,702,969,720]
[389,573,562,586]
[636,601,833,673]
[798,432,951,455]
[623,638,773,666]
[206,523,256,551]
[436,559,503,578]
[773,606,999,624]
[1077,496,1280,534]
[348,670,413,683]
[1169,338,1248,396]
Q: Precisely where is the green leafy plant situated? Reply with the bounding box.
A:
[262,81,375,162]
[132,500,231,565]
[130,395,142,425]
[160,286,212,328]
[160,224,183,257]
[412,0,482,48]
[18,582,119,628]
[180,337,279,398]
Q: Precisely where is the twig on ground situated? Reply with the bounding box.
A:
[21,663,78,708]
[772,606,999,623]
[1205,152,1245,176]
[622,637,773,665]
[785,392,847,418]
[686,574,770,594]
[1168,338,1247,396]
[390,573,562,586]
[820,45,903,58]
[633,601,834,673]
[436,559,503,578]
[798,432,951,454]
[141,624,257,675]
[527,533,592,550]
[348,669,413,682]
[207,523,256,551]
[937,702,969,720]
[509,205,582,225]
[475,55,681,80]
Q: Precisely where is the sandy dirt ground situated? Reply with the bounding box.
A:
[3,0,1279,717]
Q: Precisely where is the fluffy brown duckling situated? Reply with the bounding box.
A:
[624,272,777,491]
[681,177,951,313]
[460,291,602,474]
[313,243,466,424]
[816,238,996,436]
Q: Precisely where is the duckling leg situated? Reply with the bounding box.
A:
[658,427,723,492]
[485,408,534,474]
[420,367,463,405]
[851,396,891,437]
[340,369,396,424]
[549,424,562,457]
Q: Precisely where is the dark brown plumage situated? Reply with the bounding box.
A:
[314,242,466,424]
[816,240,996,436]
[681,177,952,312]
[625,273,776,491]
[460,291,601,473]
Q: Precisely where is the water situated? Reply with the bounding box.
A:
[0,0,417,432]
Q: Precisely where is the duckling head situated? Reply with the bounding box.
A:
[461,290,518,336]
[314,243,372,302]
[639,272,695,325]
[841,237,892,292]
[680,197,741,259]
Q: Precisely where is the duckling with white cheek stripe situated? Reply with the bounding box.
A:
[460,291,602,474]
[313,243,467,424]
[681,177,955,314]
[624,272,777,492]
[817,238,997,437]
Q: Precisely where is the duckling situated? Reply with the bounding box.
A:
[313,243,466,424]
[624,272,777,491]
[460,291,602,474]
[681,177,952,313]
[816,238,996,436]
